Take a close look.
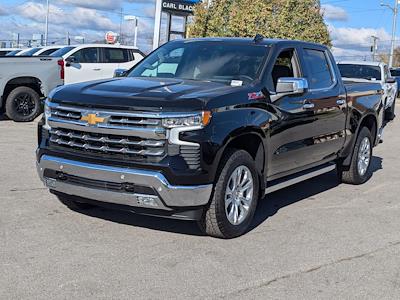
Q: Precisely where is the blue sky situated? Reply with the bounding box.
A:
[321,0,399,59]
[0,0,398,57]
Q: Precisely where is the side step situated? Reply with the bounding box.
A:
[265,164,336,194]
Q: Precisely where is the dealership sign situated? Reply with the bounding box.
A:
[105,31,118,44]
[162,0,201,13]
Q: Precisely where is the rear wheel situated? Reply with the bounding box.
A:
[385,99,396,121]
[56,194,96,211]
[339,127,373,185]
[5,86,42,122]
[198,149,259,239]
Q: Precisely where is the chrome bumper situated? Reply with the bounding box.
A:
[37,155,212,210]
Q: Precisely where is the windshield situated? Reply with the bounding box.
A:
[51,46,76,57]
[338,64,381,81]
[391,69,400,77]
[129,41,269,85]
[5,50,22,56]
[20,47,42,56]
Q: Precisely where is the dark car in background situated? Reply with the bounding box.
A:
[390,68,400,97]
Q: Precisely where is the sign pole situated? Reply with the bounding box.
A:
[153,0,163,50]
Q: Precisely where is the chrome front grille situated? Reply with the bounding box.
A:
[109,116,161,127]
[51,107,81,120]
[47,102,167,159]
[49,129,166,156]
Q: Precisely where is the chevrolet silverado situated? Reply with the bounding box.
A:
[37,37,384,238]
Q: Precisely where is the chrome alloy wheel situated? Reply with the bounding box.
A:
[357,137,371,176]
[225,165,254,225]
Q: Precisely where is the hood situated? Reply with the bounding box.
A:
[51,77,244,112]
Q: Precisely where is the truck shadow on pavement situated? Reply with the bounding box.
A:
[0,114,10,121]
[77,156,383,237]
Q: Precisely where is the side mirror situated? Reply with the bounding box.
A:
[65,56,77,66]
[276,77,309,95]
[114,68,128,78]
[386,77,396,84]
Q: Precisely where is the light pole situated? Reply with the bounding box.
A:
[44,0,49,46]
[153,0,162,50]
[371,35,379,61]
[124,15,139,48]
[381,0,400,67]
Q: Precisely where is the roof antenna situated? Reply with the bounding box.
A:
[254,34,264,43]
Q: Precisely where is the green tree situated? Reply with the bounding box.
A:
[188,0,331,46]
[378,47,400,67]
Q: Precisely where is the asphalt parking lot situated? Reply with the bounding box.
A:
[1,108,400,299]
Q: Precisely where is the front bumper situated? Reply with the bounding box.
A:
[37,154,213,214]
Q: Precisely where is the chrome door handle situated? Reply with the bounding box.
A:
[336,99,346,105]
[303,102,315,110]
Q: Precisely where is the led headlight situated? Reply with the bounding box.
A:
[164,111,212,147]
[43,100,52,130]
[162,111,212,129]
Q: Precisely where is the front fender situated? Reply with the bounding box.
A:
[200,107,274,183]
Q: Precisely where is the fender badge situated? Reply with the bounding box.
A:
[248,91,264,100]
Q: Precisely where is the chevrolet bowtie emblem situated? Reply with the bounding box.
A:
[81,114,105,125]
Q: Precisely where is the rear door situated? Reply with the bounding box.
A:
[101,47,130,78]
[268,45,347,178]
[64,47,101,84]
[121,49,144,69]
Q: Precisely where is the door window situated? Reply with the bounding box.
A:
[103,48,130,63]
[303,49,334,89]
[73,47,99,63]
[271,49,301,90]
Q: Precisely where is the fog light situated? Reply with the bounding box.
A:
[45,178,57,188]
[136,195,159,207]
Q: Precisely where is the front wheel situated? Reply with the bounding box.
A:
[198,149,259,239]
[339,127,373,185]
[5,86,42,122]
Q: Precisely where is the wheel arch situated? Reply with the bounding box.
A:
[215,129,267,198]
[342,113,377,167]
[1,76,43,109]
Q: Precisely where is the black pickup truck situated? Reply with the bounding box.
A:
[37,38,384,238]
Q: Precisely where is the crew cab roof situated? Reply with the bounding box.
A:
[174,37,329,49]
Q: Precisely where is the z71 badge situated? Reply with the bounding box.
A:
[248,91,265,100]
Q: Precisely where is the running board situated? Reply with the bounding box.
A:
[265,164,336,194]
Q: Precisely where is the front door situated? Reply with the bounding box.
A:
[267,47,347,178]
[64,47,102,84]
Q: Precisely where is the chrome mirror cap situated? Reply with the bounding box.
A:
[276,77,309,95]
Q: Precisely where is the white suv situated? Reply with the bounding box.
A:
[51,44,145,84]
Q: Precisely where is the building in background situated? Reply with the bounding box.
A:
[154,0,201,49]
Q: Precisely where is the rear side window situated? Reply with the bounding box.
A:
[303,49,334,89]
[103,48,129,63]
[39,49,59,56]
[73,47,99,63]
[51,46,76,57]
[338,64,381,81]
[132,50,143,61]
[391,69,400,76]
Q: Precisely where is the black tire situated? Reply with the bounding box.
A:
[385,99,396,121]
[339,127,373,185]
[5,86,42,122]
[198,149,259,239]
[56,194,96,211]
